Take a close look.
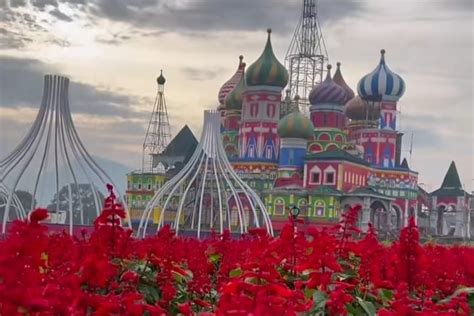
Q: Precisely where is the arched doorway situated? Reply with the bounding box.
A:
[437,205,446,235]
[370,200,388,232]
[390,204,402,231]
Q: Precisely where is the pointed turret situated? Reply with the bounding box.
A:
[431,161,466,197]
[440,161,462,189]
[400,158,409,169]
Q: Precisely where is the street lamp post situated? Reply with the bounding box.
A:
[289,205,300,279]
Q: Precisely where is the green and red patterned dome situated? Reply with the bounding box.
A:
[277,111,314,139]
[246,29,289,88]
[224,63,246,110]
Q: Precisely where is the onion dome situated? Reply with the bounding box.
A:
[309,64,347,105]
[246,29,289,88]
[277,110,314,139]
[345,96,381,121]
[333,62,354,103]
[157,70,166,85]
[357,49,406,102]
[224,63,246,110]
[218,55,245,105]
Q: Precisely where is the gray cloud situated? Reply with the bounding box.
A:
[89,0,365,34]
[0,56,148,119]
[1,0,366,51]
[49,8,73,21]
[8,0,27,8]
[0,27,33,48]
[31,0,58,10]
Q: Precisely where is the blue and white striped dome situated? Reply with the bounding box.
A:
[357,49,406,102]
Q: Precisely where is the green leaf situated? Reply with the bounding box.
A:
[438,287,474,305]
[229,267,242,278]
[208,253,221,263]
[356,297,376,316]
[138,283,161,304]
[378,288,393,304]
[311,291,327,313]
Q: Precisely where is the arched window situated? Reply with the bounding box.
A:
[314,200,325,217]
[267,104,276,118]
[319,133,330,142]
[274,198,285,215]
[266,146,273,159]
[297,199,307,216]
[309,143,322,153]
[250,103,259,117]
[334,134,344,142]
[326,144,338,151]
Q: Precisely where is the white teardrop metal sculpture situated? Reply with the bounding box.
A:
[0,74,130,234]
[0,183,26,221]
[138,110,273,238]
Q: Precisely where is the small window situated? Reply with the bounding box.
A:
[311,172,321,184]
[248,145,255,158]
[266,146,272,159]
[274,199,285,215]
[138,183,142,190]
[325,172,335,184]
[288,149,294,165]
[147,184,152,190]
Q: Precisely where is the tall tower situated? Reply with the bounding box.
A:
[285,0,328,111]
[142,70,171,173]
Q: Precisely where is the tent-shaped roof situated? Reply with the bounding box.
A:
[431,161,467,197]
[152,125,198,169]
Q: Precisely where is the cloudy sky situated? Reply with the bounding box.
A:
[0,0,472,193]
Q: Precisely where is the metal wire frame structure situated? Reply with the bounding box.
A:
[0,183,26,221]
[138,110,273,239]
[142,70,171,173]
[0,74,131,234]
[285,0,328,113]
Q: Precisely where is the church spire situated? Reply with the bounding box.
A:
[440,161,462,189]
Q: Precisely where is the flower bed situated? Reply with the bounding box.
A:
[0,190,473,315]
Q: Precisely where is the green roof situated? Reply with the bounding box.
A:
[310,185,342,196]
[346,187,394,200]
[246,29,288,88]
[305,149,370,166]
[277,111,314,139]
[431,161,467,197]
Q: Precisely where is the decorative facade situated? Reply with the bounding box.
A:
[218,32,422,235]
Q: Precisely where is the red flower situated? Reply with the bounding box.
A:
[29,208,49,223]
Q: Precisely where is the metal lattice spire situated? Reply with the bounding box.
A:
[138,110,273,239]
[142,70,171,173]
[285,0,328,113]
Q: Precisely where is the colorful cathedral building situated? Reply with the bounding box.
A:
[217,29,421,234]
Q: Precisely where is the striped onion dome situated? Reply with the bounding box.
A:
[345,96,381,121]
[246,29,289,88]
[277,110,314,139]
[224,64,246,110]
[309,64,347,105]
[333,62,354,103]
[218,55,245,105]
[357,49,406,102]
